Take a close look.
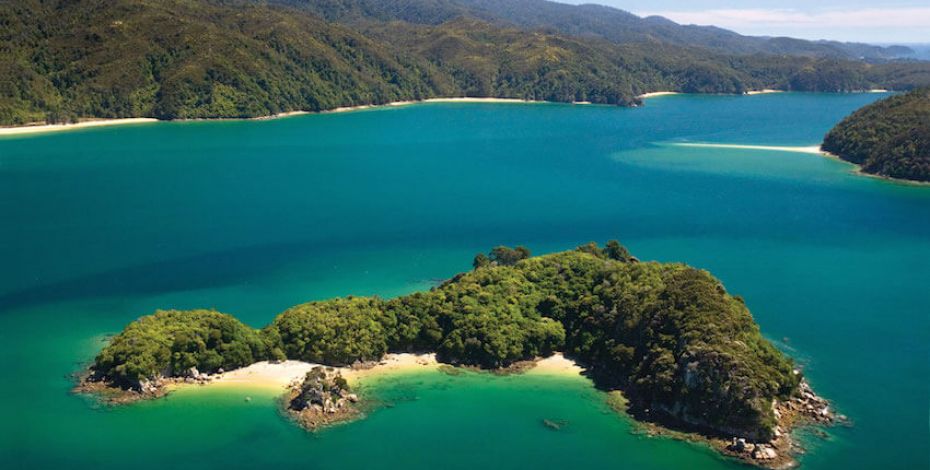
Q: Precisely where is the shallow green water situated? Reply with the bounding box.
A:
[1,93,928,469]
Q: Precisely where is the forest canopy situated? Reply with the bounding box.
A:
[823,87,930,182]
[2,0,929,125]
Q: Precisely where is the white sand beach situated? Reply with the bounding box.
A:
[672,142,825,154]
[207,353,439,391]
[200,352,583,393]
[638,91,681,99]
[0,98,549,136]
[528,353,585,377]
[746,89,784,95]
[327,97,545,114]
[0,118,158,137]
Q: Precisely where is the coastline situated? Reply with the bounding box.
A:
[745,89,783,95]
[670,142,929,186]
[671,142,824,154]
[202,353,440,392]
[0,98,547,137]
[188,351,584,392]
[76,350,833,468]
[0,118,158,137]
[638,91,681,99]
[0,91,895,137]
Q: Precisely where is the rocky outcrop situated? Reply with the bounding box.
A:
[286,366,360,430]
[722,379,841,469]
[75,366,220,404]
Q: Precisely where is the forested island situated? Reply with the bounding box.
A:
[3,0,930,126]
[823,87,930,182]
[80,242,835,468]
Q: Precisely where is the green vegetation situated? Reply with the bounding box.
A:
[823,87,930,182]
[269,297,391,366]
[91,309,281,388]
[92,242,799,441]
[2,0,928,125]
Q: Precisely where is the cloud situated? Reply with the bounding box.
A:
[640,7,930,38]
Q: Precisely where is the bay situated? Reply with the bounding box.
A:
[1,92,927,469]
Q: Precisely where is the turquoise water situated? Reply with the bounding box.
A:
[1,93,928,469]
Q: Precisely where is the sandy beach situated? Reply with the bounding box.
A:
[672,142,825,154]
[0,118,158,137]
[199,352,583,393]
[207,353,439,391]
[527,353,585,377]
[0,98,548,136]
[746,89,784,95]
[327,97,546,114]
[638,91,681,99]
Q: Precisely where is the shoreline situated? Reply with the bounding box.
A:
[1,91,896,137]
[638,91,681,99]
[745,89,783,95]
[0,98,548,137]
[202,353,441,392]
[671,142,825,154]
[0,118,158,137]
[672,142,930,186]
[192,351,584,392]
[76,351,833,468]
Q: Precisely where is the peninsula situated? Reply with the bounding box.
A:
[823,87,930,182]
[79,242,835,468]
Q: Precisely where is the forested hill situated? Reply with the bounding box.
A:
[279,0,913,60]
[89,243,801,443]
[2,0,930,126]
[823,88,930,182]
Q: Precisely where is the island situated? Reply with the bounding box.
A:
[78,241,836,468]
[823,87,930,182]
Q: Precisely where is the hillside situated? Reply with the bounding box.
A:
[0,0,446,125]
[823,88,930,182]
[2,0,929,126]
[281,0,914,60]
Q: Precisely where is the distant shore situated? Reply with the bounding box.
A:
[0,90,893,137]
[745,89,783,95]
[0,118,158,137]
[638,91,681,99]
[0,98,549,137]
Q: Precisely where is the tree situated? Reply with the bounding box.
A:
[605,240,633,262]
[472,253,490,269]
[489,245,531,266]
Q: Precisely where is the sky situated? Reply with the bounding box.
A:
[563,0,930,43]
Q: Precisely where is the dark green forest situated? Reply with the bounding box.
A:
[91,242,799,442]
[2,0,929,125]
[823,87,930,182]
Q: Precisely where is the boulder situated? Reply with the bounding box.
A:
[753,446,778,460]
